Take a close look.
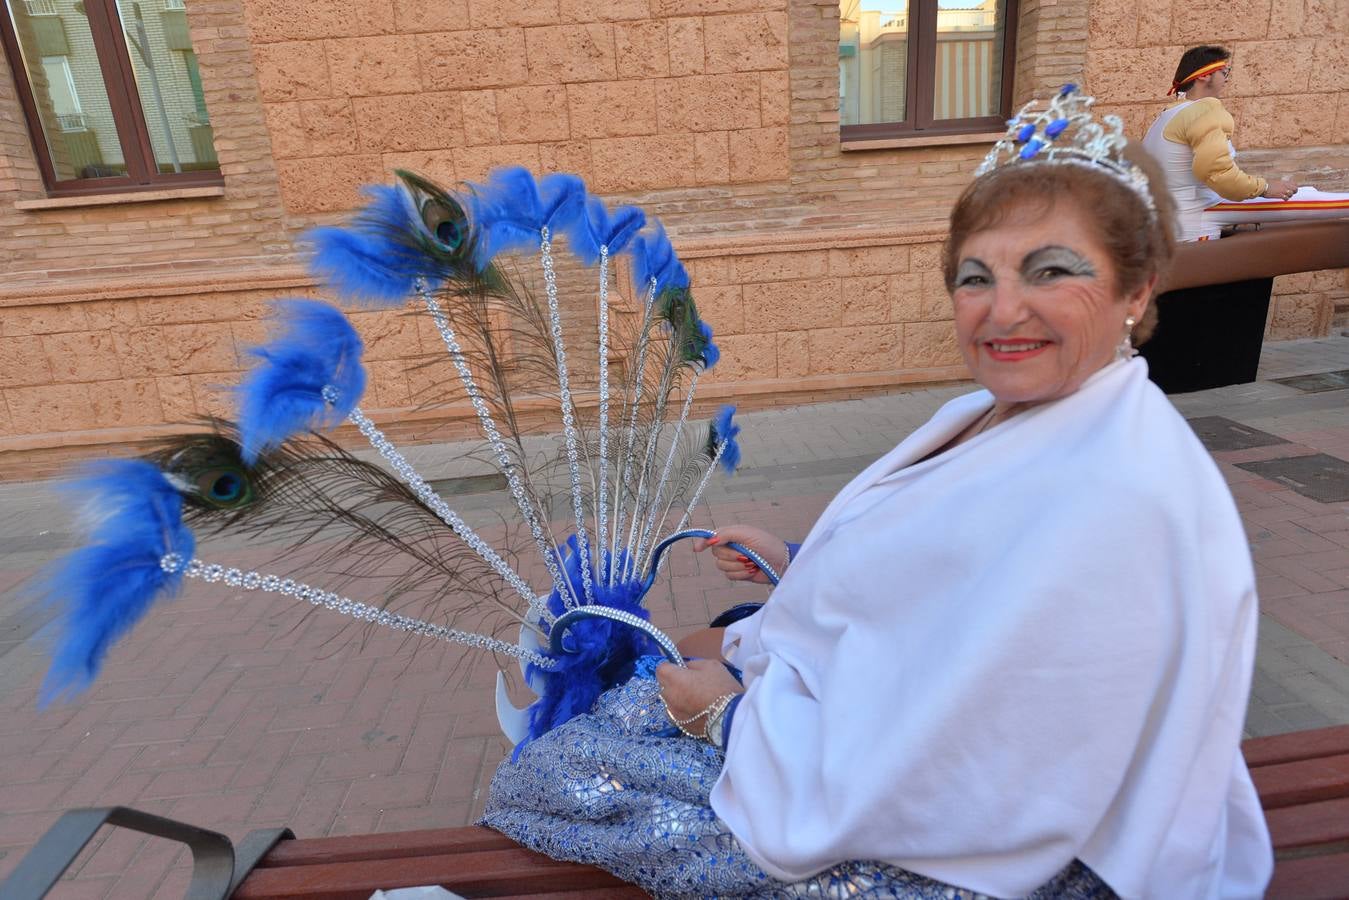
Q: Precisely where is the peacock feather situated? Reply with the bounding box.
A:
[35,167,750,748]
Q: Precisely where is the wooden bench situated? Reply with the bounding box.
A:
[7,727,1349,899]
[229,827,646,899]
[1245,724,1349,899]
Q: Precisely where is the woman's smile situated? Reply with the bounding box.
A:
[983,339,1052,360]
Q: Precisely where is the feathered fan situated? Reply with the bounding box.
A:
[32,168,780,747]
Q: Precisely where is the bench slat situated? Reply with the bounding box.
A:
[256,825,517,867]
[1266,850,1349,900]
[1244,725,1349,769]
[1266,796,1349,852]
[1248,752,1349,809]
[232,846,641,900]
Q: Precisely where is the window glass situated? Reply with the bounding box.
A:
[113,0,217,172]
[933,0,1007,120]
[839,0,909,127]
[6,0,128,180]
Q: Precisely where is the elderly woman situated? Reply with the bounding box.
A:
[483,89,1272,898]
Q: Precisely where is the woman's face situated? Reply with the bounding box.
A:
[950,200,1152,406]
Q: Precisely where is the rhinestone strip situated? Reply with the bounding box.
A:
[332,389,546,623]
[416,282,569,620]
[160,553,555,668]
[595,245,611,577]
[642,527,780,587]
[549,605,685,667]
[540,227,595,607]
[622,336,679,584]
[634,369,701,574]
[608,278,659,586]
[660,438,727,568]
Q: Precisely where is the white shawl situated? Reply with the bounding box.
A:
[713,359,1272,899]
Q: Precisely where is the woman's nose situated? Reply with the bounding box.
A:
[987,282,1029,328]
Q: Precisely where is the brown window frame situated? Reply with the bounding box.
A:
[841,0,1019,142]
[0,0,223,197]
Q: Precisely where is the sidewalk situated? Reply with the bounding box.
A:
[2,337,1348,896]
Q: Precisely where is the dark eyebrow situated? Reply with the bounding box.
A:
[1021,245,1096,275]
[955,257,991,271]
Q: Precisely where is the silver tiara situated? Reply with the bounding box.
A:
[975,84,1155,214]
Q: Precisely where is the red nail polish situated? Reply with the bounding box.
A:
[736,555,749,562]
[707,536,720,545]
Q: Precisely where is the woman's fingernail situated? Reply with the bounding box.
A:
[736,555,749,562]
[707,535,719,545]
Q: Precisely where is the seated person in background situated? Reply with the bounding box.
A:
[1142,44,1349,242]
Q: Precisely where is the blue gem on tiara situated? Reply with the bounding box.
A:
[1018,138,1044,159]
[974,84,1157,216]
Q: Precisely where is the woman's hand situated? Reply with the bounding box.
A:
[691,525,789,585]
[1262,178,1297,201]
[656,658,743,730]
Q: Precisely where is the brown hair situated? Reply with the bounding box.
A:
[1173,45,1231,94]
[942,145,1175,343]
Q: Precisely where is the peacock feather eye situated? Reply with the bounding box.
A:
[394,169,472,260]
[157,436,259,511]
[189,464,254,510]
[424,201,465,252]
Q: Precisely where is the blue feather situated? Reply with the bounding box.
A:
[537,172,586,233]
[604,205,646,255]
[630,223,685,294]
[237,300,365,465]
[519,539,656,749]
[565,198,647,266]
[711,405,741,473]
[467,167,546,265]
[36,461,195,706]
[307,185,425,306]
[698,321,720,369]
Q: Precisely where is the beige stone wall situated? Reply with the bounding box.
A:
[1085,0,1349,332]
[2,0,1346,469]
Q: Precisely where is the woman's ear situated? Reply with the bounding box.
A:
[1127,274,1158,322]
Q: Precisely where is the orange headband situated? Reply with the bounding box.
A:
[1168,59,1229,95]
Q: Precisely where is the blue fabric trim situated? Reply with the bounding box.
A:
[785,541,801,561]
[708,602,763,629]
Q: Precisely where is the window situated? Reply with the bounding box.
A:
[1,0,220,195]
[840,0,1017,141]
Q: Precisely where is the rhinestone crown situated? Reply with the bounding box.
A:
[976,84,1155,214]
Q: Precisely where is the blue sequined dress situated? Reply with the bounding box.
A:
[482,657,1116,899]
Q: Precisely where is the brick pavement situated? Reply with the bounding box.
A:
[1,338,1348,895]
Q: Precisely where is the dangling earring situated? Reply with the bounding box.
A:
[1115,315,1137,361]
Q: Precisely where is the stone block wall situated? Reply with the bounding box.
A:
[1,0,1347,468]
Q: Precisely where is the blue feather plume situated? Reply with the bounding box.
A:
[698,321,720,369]
[565,198,647,266]
[521,538,656,748]
[537,172,586,233]
[237,300,366,465]
[307,185,425,305]
[36,461,195,706]
[711,405,741,473]
[467,167,547,265]
[630,224,688,295]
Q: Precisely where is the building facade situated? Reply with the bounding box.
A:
[2,0,1347,476]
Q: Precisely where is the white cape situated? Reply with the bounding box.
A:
[713,359,1272,899]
